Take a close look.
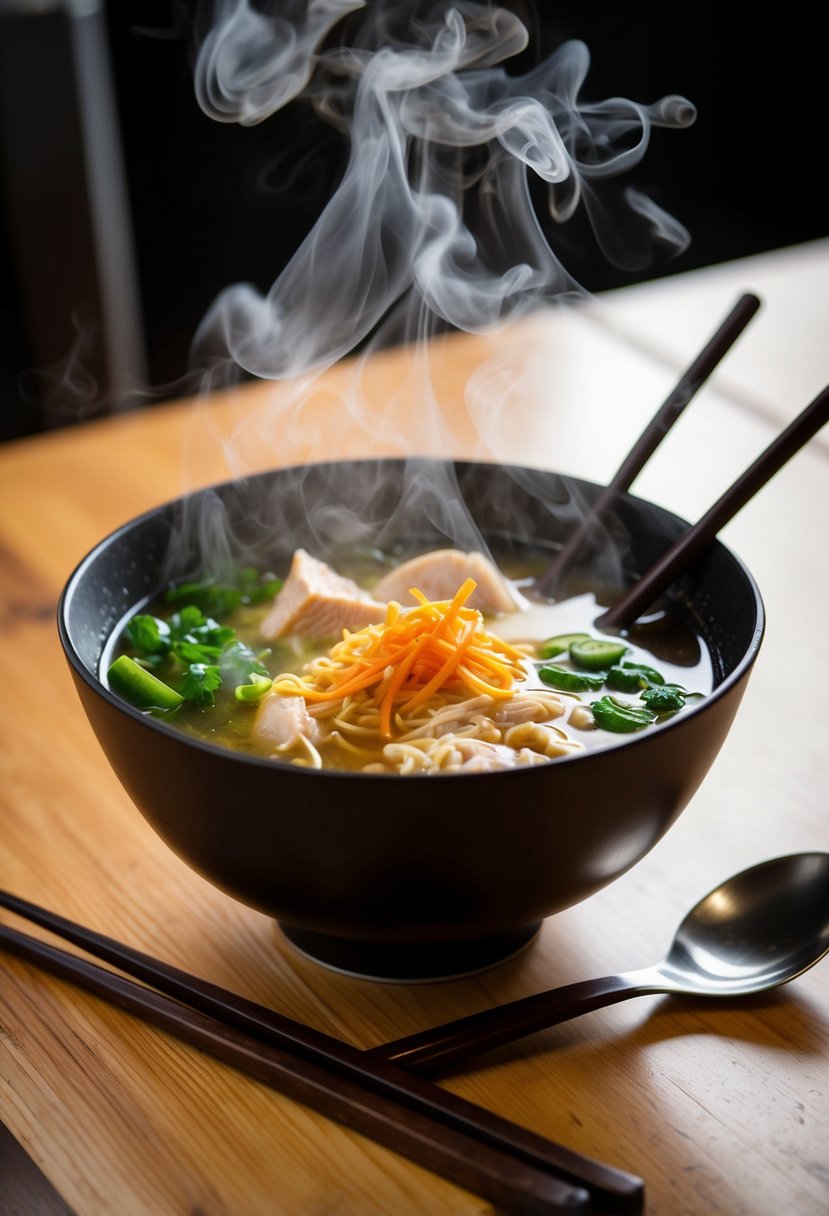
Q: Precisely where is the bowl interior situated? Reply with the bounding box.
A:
[63,457,762,689]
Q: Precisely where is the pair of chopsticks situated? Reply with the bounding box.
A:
[595,378,829,629]
[536,291,762,598]
[0,891,644,1216]
[536,291,829,630]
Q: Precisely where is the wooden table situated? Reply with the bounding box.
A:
[1,240,828,1215]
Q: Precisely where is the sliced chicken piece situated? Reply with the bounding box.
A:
[260,549,386,641]
[253,692,321,748]
[371,550,526,614]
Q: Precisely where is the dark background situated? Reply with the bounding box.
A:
[1,1,826,443]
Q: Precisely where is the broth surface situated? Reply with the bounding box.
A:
[104,552,713,773]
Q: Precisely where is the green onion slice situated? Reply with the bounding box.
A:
[235,673,274,702]
[538,632,592,660]
[107,655,184,711]
[569,638,630,670]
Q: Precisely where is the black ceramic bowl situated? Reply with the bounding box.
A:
[58,459,764,980]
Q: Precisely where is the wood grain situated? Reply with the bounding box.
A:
[1,248,828,1215]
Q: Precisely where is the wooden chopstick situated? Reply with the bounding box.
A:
[595,381,829,630]
[0,893,645,1214]
[0,923,586,1216]
[535,291,761,598]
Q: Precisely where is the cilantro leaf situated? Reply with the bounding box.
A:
[169,605,207,637]
[179,663,223,706]
[641,685,686,714]
[163,570,282,617]
[124,614,171,657]
[168,610,236,665]
[221,639,271,685]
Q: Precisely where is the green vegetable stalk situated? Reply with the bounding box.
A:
[107,655,183,711]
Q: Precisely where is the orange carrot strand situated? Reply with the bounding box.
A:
[273,579,525,727]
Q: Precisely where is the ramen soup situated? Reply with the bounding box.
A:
[104,548,712,775]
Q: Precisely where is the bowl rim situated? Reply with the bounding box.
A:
[57,457,766,782]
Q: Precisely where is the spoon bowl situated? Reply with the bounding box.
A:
[665,851,829,990]
[370,853,829,1073]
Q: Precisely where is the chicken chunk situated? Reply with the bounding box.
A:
[253,692,321,748]
[371,549,526,614]
[260,549,386,641]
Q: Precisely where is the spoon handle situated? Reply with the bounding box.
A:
[367,971,665,1075]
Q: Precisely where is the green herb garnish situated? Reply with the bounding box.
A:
[179,663,223,707]
[538,664,607,692]
[641,685,686,714]
[221,639,271,685]
[114,569,282,708]
[163,568,282,616]
[124,614,171,658]
[605,665,650,693]
[605,661,665,693]
[590,695,657,733]
[621,661,664,685]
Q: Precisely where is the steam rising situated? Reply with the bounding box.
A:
[191,1,695,379]
[195,0,365,125]
[19,306,101,422]
[172,3,696,583]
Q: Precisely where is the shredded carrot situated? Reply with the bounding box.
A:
[272,578,528,738]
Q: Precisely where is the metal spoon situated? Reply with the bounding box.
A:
[368,852,829,1075]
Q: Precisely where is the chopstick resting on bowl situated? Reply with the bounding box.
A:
[594,382,829,630]
[0,892,644,1216]
[535,291,761,598]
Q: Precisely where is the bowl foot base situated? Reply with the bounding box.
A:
[277,921,541,982]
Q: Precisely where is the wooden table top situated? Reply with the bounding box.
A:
[1,240,828,1215]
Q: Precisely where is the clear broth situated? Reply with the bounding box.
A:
[104,553,713,772]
